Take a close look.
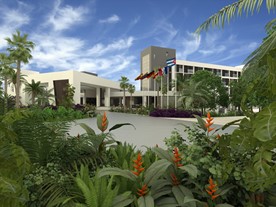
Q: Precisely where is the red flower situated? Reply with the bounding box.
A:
[137,184,148,197]
[205,112,214,133]
[132,152,144,176]
[206,177,219,200]
[173,147,183,167]
[101,112,108,132]
[171,173,180,186]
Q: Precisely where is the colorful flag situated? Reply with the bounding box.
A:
[166,58,176,67]
[146,71,155,79]
[164,66,169,75]
[158,68,163,76]
[152,72,159,79]
[135,73,143,80]
[141,72,149,80]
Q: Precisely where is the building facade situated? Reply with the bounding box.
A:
[6,46,243,109]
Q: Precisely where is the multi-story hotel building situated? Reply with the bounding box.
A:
[6,46,243,109]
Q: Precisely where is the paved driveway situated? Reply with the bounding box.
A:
[70,112,238,149]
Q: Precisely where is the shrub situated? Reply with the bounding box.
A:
[150,108,202,118]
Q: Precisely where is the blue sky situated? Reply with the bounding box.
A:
[0,0,274,89]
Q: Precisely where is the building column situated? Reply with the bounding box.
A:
[142,96,147,107]
[83,89,86,105]
[104,87,110,107]
[73,82,81,105]
[96,87,100,107]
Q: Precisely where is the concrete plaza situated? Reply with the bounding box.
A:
[70,112,241,149]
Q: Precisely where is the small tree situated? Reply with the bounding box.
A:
[36,88,55,107]
[5,30,35,108]
[62,83,75,108]
[128,84,135,108]
[119,76,129,111]
[24,79,45,105]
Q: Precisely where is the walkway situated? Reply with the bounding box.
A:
[70,112,239,150]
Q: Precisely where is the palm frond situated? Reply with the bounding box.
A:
[244,22,276,66]
[196,0,276,34]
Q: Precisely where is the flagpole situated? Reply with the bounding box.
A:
[154,77,156,108]
[161,75,163,109]
[167,68,169,109]
[173,65,177,109]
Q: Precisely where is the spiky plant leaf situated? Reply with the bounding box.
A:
[144,159,172,186]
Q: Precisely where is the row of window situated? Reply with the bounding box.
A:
[176,65,241,78]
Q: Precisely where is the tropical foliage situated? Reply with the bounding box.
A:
[5,30,35,108]
[24,79,45,105]
[119,76,130,111]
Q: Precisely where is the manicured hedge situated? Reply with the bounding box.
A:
[149,109,202,118]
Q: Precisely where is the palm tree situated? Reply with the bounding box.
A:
[127,84,135,108]
[0,53,14,113]
[155,76,161,108]
[8,69,27,100]
[36,88,55,107]
[5,30,35,108]
[0,53,14,96]
[119,76,129,111]
[196,0,276,107]
[24,79,45,105]
[178,79,210,111]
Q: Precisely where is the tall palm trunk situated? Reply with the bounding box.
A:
[157,82,160,108]
[4,77,8,114]
[123,89,126,111]
[15,60,21,108]
[32,92,35,105]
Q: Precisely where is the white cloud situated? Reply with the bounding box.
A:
[212,41,259,64]
[26,32,136,81]
[198,45,226,56]
[99,14,120,24]
[177,32,201,60]
[87,37,134,56]
[0,2,31,49]
[47,0,88,31]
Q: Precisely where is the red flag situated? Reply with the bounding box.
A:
[152,72,159,79]
[158,68,163,76]
[135,73,143,80]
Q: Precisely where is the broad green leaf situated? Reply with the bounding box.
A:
[172,185,194,205]
[112,192,134,207]
[193,115,207,131]
[155,197,178,207]
[253,102,276,142]
[230,128,257,153]
[152,147,174,162]
[216,184,235,196]
[221,119,242,130]
[109,123,136,132]
[144,159,172,186]
[179,164,198,178]
[99,167,137,182]
[216,204,235,207]
[137,195,154,207]
[183,196,199,204]
[78,123,96,135]
[253,148,272,176]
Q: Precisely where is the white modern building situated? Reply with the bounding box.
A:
[6,46,243,109]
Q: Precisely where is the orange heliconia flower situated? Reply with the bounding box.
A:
[205,112,214,133]
[216,134,221,139]
[101,112,108,132]
[206,177,219,200]
[132,152,144,176]
[173,147,183,167]
[137,184,148,197]
[171,173,180,186]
